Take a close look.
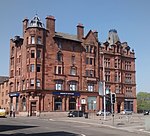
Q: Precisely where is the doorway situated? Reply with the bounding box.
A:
[30,101,36,116]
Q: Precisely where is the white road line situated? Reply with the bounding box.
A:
[81,134,86,136]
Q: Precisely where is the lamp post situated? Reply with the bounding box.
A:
[100,52,106,120]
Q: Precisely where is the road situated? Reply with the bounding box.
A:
[0,116,149,136]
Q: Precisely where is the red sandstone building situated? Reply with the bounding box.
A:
[0,76,9,110]
[8,15,136,116]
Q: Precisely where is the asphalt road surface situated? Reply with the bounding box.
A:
[0,117,149,136]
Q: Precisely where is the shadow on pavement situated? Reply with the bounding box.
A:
[0,125,38,132]
[0,131,79,136]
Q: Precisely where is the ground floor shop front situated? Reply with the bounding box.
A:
[8,91,137,116]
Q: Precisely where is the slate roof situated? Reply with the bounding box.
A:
[0,76,9,84]
[55,32,81,42]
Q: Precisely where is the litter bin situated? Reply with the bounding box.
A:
[84,112,88,118]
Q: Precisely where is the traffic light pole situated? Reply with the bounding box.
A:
[111,93,115,125]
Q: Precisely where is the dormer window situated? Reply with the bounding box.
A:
[58,41,62,49]
[29,14,44,28]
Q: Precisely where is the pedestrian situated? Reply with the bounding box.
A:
[10,110,12,117]
[13,109,15,117]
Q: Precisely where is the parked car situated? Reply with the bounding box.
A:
[68,110,84,117]
[121,110,132,115]
[0,109,6,117]
[96,110,111,116]
[144,111,149,115]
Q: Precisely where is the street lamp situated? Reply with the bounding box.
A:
[100,52,106,120]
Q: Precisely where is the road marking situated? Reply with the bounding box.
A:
[49,119,54,121]
[81,134,86,136]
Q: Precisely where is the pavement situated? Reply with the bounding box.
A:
[11,112,150,135]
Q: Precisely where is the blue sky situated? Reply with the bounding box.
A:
[0,0,149,93]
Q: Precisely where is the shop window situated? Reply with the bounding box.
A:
[54,98,62,111]
[87,97,97,110]
[22,97,26,111]
[69,98,76,110]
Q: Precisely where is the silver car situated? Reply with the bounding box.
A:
[96,110,111,116]
[121,110,132,115]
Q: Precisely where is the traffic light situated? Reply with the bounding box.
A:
[111,93,116,104]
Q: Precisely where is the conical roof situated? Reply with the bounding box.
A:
[107,29,120,45]
[29,14,44,28]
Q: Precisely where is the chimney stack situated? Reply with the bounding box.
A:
[22,18,29,36]
[77,23,84,40]
[93,30,98,39]
[46,15,55,36]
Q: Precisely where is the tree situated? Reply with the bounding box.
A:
[137,92,150,112]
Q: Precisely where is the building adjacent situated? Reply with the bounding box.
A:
[7,15,136,116]
[0,76,9,111]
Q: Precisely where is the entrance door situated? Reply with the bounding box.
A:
[30,102,36,116]
[69,98,76,110]
[117,104,121,113]
[81,105,85,113]
[54,98,62,111]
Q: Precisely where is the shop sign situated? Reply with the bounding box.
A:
[53,92,80,96]
[81,98,86,104]
[125,99,133,101]
[9,92,20,97]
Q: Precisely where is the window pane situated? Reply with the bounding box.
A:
[31,50,35,58]
[31,36,35,44]
[37,64,40,72]
[70,67,76,75]
[30,64,34,72]
[56,83,62,90]
[36,79,40,87]
[30,79,34,86]
[88,83,94,92]
[37,50,41,58]
[37,37,41,44]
